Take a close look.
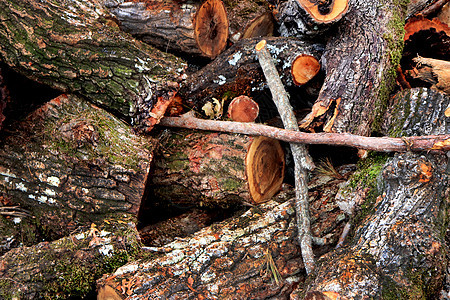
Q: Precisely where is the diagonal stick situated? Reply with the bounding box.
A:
[255,39,315,274]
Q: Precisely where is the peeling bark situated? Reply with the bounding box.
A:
[0,94,154,239]
[98,200,303,299]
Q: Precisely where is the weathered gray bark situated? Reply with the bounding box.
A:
[0,0,186,124]
[0,94,154,239]
[296,0,409,136]
[0,216,141,299]
[298,88,450,299]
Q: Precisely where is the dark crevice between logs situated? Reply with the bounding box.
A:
[0,63,60,133]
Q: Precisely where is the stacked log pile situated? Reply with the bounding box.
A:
[0,0,449,298]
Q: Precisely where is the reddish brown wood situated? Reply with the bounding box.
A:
[405,15,450,40]
[296,0,349,23]
[291,54,321,85]
[227,95,259,122]
[411,56,450,94]
[194,0,229,58]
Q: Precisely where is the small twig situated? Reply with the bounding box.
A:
[0,206,33,218]
[159,116,450,152]
[256,39,315,274]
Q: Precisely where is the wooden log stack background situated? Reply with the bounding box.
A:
[0,0,449,298]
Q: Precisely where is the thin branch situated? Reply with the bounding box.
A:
[159,115,450,152]
[256,39,315,274]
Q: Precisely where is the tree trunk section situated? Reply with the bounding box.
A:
[149,129,285,209]
[97,180,349,300]
[0,0,186,124]
[0,94,154,240]
[299,88,450,299]
[178,36,323,113]
[105,0,274,57]
[298,0,409,136]
[277,0,349,36]
[0,216,141,299]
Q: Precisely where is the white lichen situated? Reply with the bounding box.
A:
[47,176,61,187]
[228,51,242,66]
[15,182,28,192]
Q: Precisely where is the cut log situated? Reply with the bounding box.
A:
[276,0,349,37]
[409,56,450,94]
[291,54,321,86]
[194,0,229,58]
[298,88,450,299]
[150,129,285,209]
[227,95,259,122]
[225,1,275,43]
[178,36,323,113]
[106,0,274,57]
[97,183,348,300]
[0,216,141,299]
[0,94,155,240]
[0,0,186,125]
[298,0,409,136]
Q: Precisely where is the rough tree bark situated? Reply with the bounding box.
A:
[178,36,323,113]
[97,179,349,300]
[0,0,186,126]
[0,94,154,239]
[105,0,274,57]
[0,215,142,299]
[298,88,450,299]
[277,0,349,37]
[291,0,410,136]
[150,128,285,210]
